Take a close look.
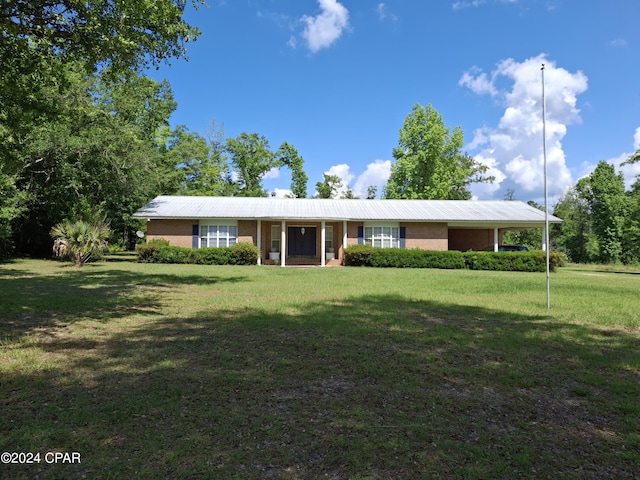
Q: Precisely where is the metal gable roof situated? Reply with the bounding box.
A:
[133,196,562,225]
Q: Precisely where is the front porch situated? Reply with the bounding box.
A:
[258,219,348,267]
[262,257,343,267]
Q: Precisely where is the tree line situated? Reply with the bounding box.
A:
[502,157,640,265]
[2,1,638,263]
[552,160,640,264]
[0,0,492,257]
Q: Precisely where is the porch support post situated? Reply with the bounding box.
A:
[321,221,326,267]
[494,227,499,252]
[343,221,348,262]
[256,219,262,265]
[281,220,286,267]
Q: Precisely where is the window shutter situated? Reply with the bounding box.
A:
[400,227,406,249]
[357,226,364,245]
[192,224,199,248]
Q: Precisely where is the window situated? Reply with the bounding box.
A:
[325,226,334,252]
[364,225,400,248]
[271,225,280,252]
[200,224,238,248]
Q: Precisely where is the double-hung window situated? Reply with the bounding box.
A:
[325,225,334,252]
[271,225,280,252]
[200,223,238,248]
[364,224,400,248]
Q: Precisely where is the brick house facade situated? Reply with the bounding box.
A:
[136,196,560,266]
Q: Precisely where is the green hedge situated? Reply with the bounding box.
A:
[464,251,545,272]
[368,248,466,269]
[135,238,170,263]
[343,245,376,266]
[344,246,563,272]
[136,242,259,265]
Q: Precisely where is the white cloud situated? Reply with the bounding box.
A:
[452,0,487,11]
[613,154,640,190]
[459,68,498,96]
[583,127,640,190]
[301,0,349,53]
[461,54,588,202]
[271,188,295,198]
[578,156,640,192]
[609,38,628,47]
[324,163,354,197]
[263,166,281,180]
[376,3,398,22]
[353,160,392,198]
[469,152,507,199]
[320,161,391,198]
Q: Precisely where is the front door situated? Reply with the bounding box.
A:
[287,227,316,257]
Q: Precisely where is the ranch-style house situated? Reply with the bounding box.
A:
[133,196,562,266]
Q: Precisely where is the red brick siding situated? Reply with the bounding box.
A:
[146,220,504,255]
[146,220,193,248]
[347,222,362,247]
[238,220,256,244]
[448,228,503,251]
[402,222,448,251]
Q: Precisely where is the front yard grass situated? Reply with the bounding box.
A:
[1,258,639,479]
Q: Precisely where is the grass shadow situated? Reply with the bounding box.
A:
[0,263,249,341]
[2,293,639,479]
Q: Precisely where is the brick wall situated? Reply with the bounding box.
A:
[448,228,503,251]
[347,222,362,247]
[403,222,448,251]
[146,220,193,248]
[238,220,256,244]
[146,220,503,254]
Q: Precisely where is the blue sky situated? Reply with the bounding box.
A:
[148,0,640,203]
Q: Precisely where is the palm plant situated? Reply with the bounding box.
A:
[50,219,111,266]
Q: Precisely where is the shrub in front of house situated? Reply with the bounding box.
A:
[462,250,564,272]
[368,248,466,269]
[343,245,376,266]
[345,246,563,272]
[138,242,259,266]
[463,251,543,272]
[152,245,193,264]
[135,238,170,263]
[230,242,259,265]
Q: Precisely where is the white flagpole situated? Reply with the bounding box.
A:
[541,64,551,309]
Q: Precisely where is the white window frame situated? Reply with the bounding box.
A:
[364,223,400,249]
[271,225,280,252]
[199,221,238,248]
[325,225,334,252]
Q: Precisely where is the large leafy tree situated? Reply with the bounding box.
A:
[1,0,201,74]
[384,103,493,200]
[8,65,177,254]
[315,174,343,199]
[1,0,202,256]
[224,133,278,197]
[552,188,598,263]
[576,161,628,264]
[0,173,27,258]
[1,0,201,147]
[622,180,640,263]
[276,142,308,198]
[162,125,234,196]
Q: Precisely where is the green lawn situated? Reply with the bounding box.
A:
[1,258,639,479]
